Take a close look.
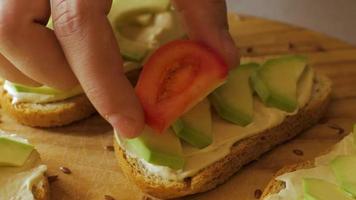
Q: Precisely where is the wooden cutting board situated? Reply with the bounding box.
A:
[2,14,356,200]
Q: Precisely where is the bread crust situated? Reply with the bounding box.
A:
[1,92,96,127]
[113,74,332,199]
[33,174,50,200]
[260,161,314,199]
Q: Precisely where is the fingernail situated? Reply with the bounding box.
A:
[107,114,141,138]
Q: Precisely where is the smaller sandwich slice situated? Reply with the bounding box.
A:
[262,126,356,200]
[1,92,96,127]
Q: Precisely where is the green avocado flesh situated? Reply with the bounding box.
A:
[5,81,83,96]
[0,136,34,167]
[172,99,212,149]
[7,81,62,95]
[210,63,259,126]
[251,56,307,112]
[303,178,354,200]
[46,17,53,30]
[331,155,356,196]
[109,0,170,25]
[108,0,172,62]
[132,14,154,26]
[123,61,141,73]
[48,10,149,62]
[114,31,149,62]
[123,126,184,170]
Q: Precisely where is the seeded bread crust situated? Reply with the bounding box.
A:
[1,92,96,127]
[260,161,314,200]
[113,74,332,199]
[33,174,50,200]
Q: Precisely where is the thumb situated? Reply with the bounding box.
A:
[172,0,239,68]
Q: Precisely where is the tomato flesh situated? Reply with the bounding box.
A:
[135,40,228,133]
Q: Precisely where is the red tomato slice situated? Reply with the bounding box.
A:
[135,40,228,133]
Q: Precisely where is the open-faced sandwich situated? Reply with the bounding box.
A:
[108,5,332,198]
[262,124,356,200]
[0,0,333,199]
[113,38,332,198]
[0,131,49,200]
[1,81,95,128]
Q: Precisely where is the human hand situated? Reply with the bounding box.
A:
[0,0,238,139]
[0,0,144,138]
[172,0,239,68]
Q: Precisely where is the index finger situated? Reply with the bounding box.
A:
[51,0,145,138]
[172,0,239,68]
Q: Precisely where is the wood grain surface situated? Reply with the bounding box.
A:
[1,14,356,200]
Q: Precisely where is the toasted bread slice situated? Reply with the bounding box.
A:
[113,73,332,199]
[1,92,96,127]
[261,161,314,199]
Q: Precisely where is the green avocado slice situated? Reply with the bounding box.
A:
[122,126,184,170]
[303,178,354,200]
[5,81,62,95]
[114,31,149,62]
[210,63,259,126]
[331,155,356,197]
[4,81,83,97]
[172,99,212,149]
[251,56,307,112]
[0,136,34,167]
[109,0,170,26]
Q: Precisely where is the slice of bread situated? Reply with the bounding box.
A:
[261,161,314,199]
[1,92,96,127]
[113,73,332,199]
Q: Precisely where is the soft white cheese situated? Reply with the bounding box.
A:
[115,64,315,181]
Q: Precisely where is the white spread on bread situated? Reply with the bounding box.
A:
[0,134,47,200]
[115,65,315,181]
[264,133,355,200]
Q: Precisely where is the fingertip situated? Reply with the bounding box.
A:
[220,30,240,69]
[108,114,145,138]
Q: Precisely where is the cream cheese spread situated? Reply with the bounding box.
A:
[264,133,355,200]
[0,133,47,200]
[4,81,84,104]
[115,64,315,181]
